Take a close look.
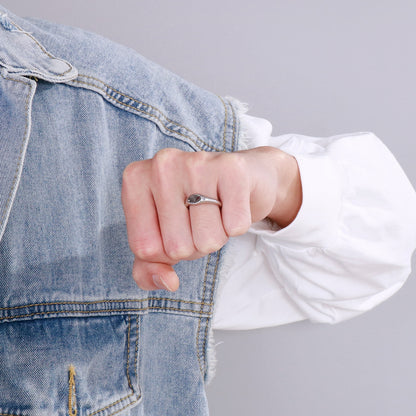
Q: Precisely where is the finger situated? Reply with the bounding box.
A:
[189,203,228,254]
[132,257,180,292]
[151,149,197,261]
[122,161,167,263]
[218,155,252,236]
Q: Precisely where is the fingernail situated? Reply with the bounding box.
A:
[152,274,173,291]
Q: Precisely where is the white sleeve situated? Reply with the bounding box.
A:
[212,114,416,330]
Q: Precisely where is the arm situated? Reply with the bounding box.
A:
[121,114,416,329]
[214,114,416,329]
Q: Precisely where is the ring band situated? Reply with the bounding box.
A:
[185,193,222,208]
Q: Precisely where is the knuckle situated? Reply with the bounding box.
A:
[122,161,149,190]
[224,213,251,237]
[164,241,194,261]
[132,261,153,290]
[155,147,181,158]
[225,223,250,237]
[226,153,248,180]
[234,153,248,171]
[184,151,209,175]
[129,238,161,261]
[152,148,182,182]
[153,148,181,166]
[195,235,228,255]
[122,162,139,186]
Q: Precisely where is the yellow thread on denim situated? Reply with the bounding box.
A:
[68,365,77,416]
[229,97,238,151]
[70,75,224,152]
[0,305,213,323]
[0,297,212,311]
[126,316,134,391]
[196,253,211,375]
[134,315,139,382]
[202,250,221,373]
[81,74,227,152]
[76,74,235,153]
[219,95,228,152]
[217,95,237,153]
[71,78,216,152]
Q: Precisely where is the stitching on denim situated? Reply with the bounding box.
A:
[217,96,237,152]
[126,316,134,390]
[0,74,32,235]
[69,75,222,152]
[87,318,136,416]
[196,315,205,376]
[72,78,207,151]
[218,95,227,152]
[80,74,221,152]
[193,98,237,376]
[229,97,237,151]
[105,315,142,416]
[0,305,212,322]
[7,17,74,77]
[0,297,212,311]
[68,365,77,416]
[201,250,221,374]
[134,315,139,384]
[88,316,141,416]
[196,254,211,375]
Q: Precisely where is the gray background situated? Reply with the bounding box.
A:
[3,1,415,415]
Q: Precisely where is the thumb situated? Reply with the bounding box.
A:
[132,257,180,292]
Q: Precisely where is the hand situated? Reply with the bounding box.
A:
[121,146,302,291]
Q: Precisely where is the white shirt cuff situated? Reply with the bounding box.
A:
[249,152,342,249]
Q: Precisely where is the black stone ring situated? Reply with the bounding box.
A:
[185,193,222,208]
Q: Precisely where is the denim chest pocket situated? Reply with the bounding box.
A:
[0,314,142,416]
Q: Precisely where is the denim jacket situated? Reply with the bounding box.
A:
[0,6,240,415]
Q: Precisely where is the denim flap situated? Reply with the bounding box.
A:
[0,8,77,82]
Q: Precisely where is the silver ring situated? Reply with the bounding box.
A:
[185,193,222,208]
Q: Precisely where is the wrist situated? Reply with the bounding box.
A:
[268,153,303,228]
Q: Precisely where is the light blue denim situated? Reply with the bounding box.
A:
[0,6,240,415]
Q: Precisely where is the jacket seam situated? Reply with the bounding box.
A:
[218,95,237,152]
[0,74,33,238]
[194,98,236,376]
[0,306,213,323]
[195,249,222,378]
[194,102,236,377]
[0,297,212,311]
[219,95,227,151]
[69,74,227,152]
[196,254,211,374]
[202,250,221,375]
[81,74,221,151]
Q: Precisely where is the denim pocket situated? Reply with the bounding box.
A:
[0,314,142,415]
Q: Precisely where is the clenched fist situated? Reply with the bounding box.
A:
[121,146,302,292]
